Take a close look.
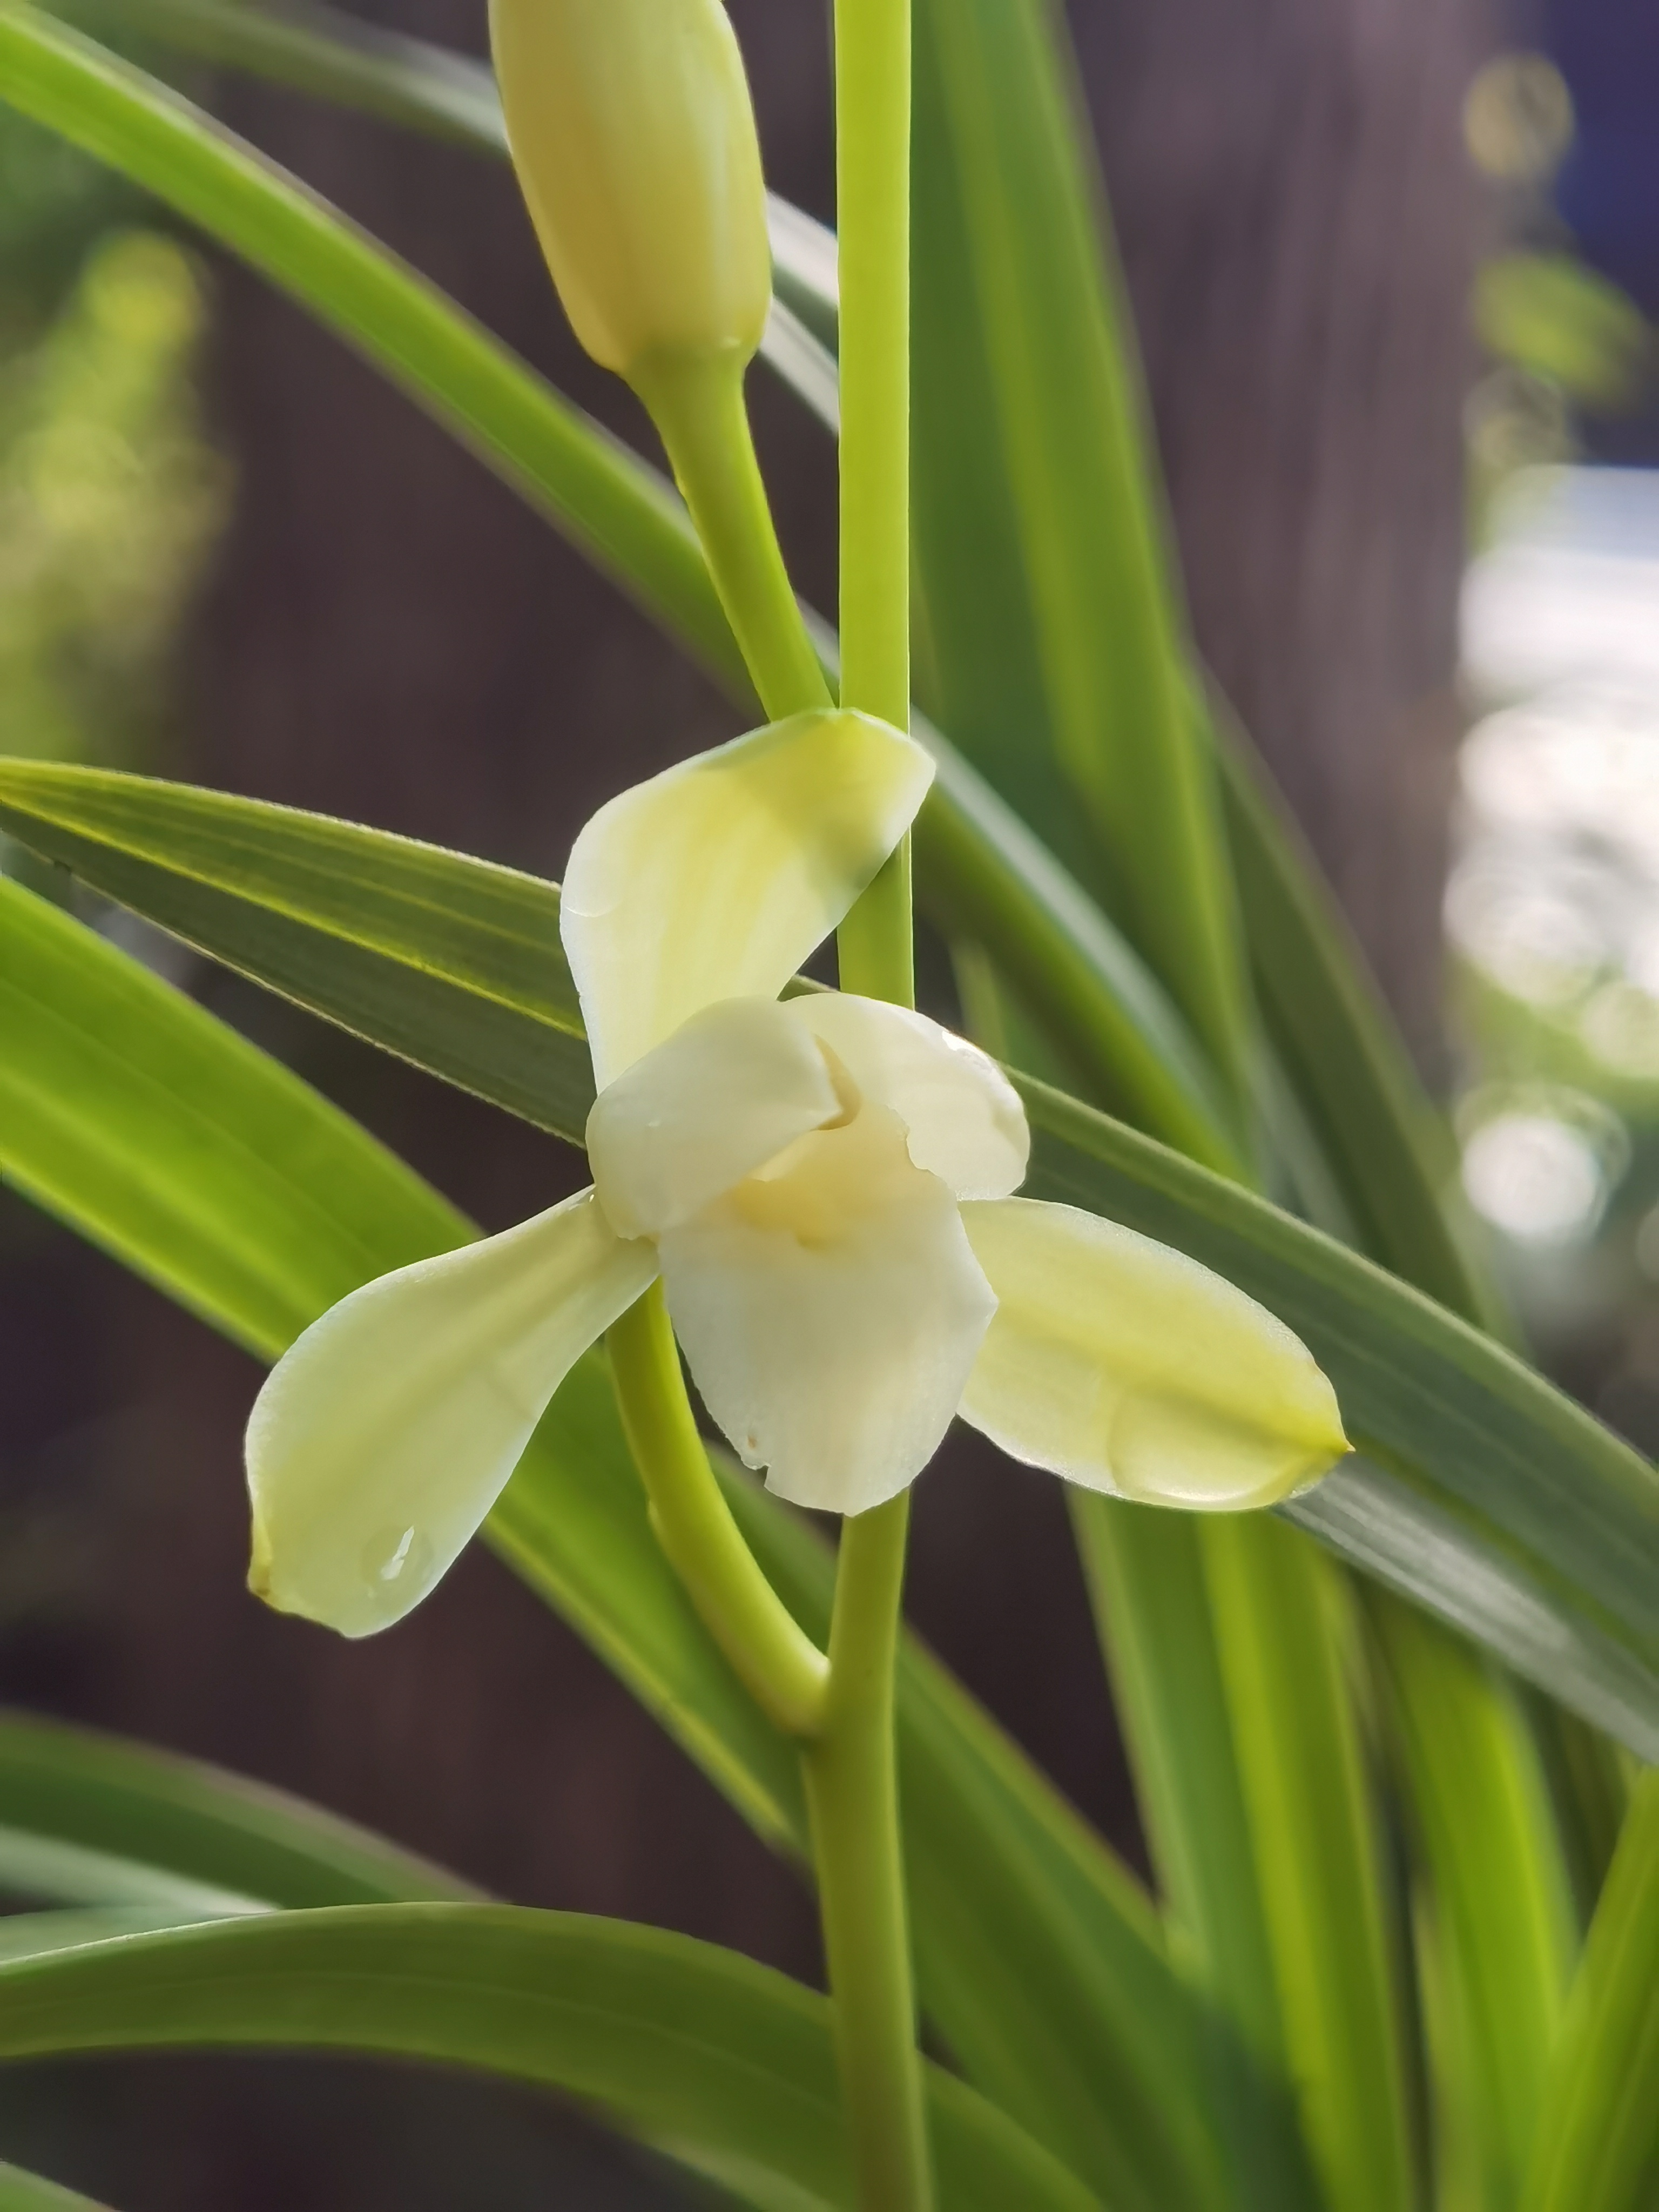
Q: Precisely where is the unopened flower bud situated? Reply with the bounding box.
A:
[490,0,772,381]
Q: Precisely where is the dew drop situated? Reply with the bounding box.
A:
[360,1525,434,1594]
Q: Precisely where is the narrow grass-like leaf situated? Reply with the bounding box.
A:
[0,1709,473,1910]
[0,873,801,1850]
[0,761,592,1135]
[1210,703,1509,1338]
[0,3,751,700]
[1065,1500,1323,2212]
[0,1827,264,1919]
[911,0,1250,1102]
[0,752,1244,1177]
[0,1907,1102,2212]
[1518,1770,1659,2212]
[6,797,1654,1757]
[52,0,844,387]
[0,2160,114,2211]
[0,879,1226,2210]
[1366,1596,1574,2208]
[1525,1698,1631,1930]
[1019,1082,1659,1761]
[0,15,1245,1173]
[1201,1520,1413,2212]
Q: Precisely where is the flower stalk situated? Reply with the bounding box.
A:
[632,353,831,724]
[807,0,934,2205]
[607,1278,828,1738]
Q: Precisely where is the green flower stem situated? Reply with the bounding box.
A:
[833,0,914,1011]
[815,2,933,2208]
[605,353,835,1745]
[801,1493,931,2212]
[631,350,831,723]
[606,1280,828,1741]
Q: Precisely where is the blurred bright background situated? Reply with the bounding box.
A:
[1,0,1656,2203]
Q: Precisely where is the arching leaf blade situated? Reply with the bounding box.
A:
[0,879,1226,2211]
[0,1708,474,1911]
[1518,1771,1659,2212]
[0,1907,1103,2212]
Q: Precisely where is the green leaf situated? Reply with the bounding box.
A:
[0,878,1228,2212]
[909,0,1250,1105]
[1209,702,1509,1339]
[0,12,1244,1179]
[0,748,1242,1177]
[1519,1770,1659,2212]
[1067,1501,1321,2212]
[0,1907,1101,2212]
[6,788,1655,1761]
[0,3,751,702]
[0,1827,264,1919]
[51,0,845,394]
[0,1708,474,1910]
[1365,1595,1575,2209]
[1019,1082,1659,1763]
[0,2160,114,2211]
[712,1469,1236,2212]
[906,26,1423,2203]
[58,0,510,153]
[0,761,592,1135]
[1200,1519,1413,2212]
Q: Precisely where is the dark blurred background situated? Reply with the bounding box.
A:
[2,0,1655,2201]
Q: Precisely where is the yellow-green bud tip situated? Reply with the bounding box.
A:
[490,0,772,380]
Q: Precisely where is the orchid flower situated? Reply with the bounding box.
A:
[246,709,1349,1637]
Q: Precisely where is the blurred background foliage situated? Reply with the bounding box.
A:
[0,0,1656,2203]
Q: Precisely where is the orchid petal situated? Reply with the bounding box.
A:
[247,1190,657,1635]
[658,1104,996,1515]
[587,996,842,1239]
[958,1198,1350,1509]
[561,709,934,1087]
[785,994,1029,1199]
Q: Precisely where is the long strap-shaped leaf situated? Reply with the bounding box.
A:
[1364,1597,1574,2203]
[0,4,1242,1176]
[51,0,846,407]
[0,2161,113,2211]
[0,1907,1100,2212]
[0,877,1225,2212]
[0,2,750,697]
[1518,1768,1659,2212]
[2,775,1654,1765]
[0,1709,475,1910]
[907,12,1419,2207]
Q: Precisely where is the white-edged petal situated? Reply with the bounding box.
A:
[246,1190,657,1636]
[588,996,841,1239]
[958,1198,1350,1510]
[561,709,934,1087]
[785,993,1028,1198]
[658,1103,996,1515]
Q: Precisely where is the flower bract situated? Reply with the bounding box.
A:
[245,707,1349,1635]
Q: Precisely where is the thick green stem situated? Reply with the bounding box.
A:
[834,0,911,730]
[607,1282,827,1739]
[632,349,830,722]
[818,2,933,2207]
[801,1493,930,2212]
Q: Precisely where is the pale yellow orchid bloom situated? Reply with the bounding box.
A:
[246,709,1348,1637]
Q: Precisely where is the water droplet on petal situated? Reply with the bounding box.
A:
[361,1525,434,1594]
